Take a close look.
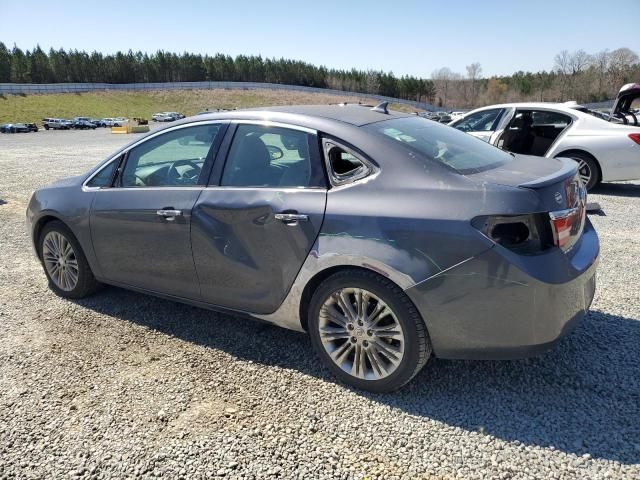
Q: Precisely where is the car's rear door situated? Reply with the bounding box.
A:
[89,122,227,300]
[192,121,327,314]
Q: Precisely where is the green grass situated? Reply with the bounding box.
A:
[0,89,422,124]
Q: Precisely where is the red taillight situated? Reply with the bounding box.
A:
[629,133,640,145]
[549,208,581,248]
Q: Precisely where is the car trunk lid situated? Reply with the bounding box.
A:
[466,154,587,252]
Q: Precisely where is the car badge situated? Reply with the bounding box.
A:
[554,192,563,204]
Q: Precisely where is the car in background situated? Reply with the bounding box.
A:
[449,111,467,122]
[608,83,640,126]
[152,112,175,122]
[90,119,107,127]
[71,118,98,130]
[42,118,71,130]
[103,118,127,127]
[152,112,185,122]
[1,122,38,133]
[27,104,598,392]
[450,102,640,190]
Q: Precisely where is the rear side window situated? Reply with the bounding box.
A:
[322,139,371,185]
[366,116,513,174]
[221,124,323,188]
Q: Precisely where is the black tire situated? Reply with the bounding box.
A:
[39,220,101,299]
[307,269,432,392]
[563,152,600,191]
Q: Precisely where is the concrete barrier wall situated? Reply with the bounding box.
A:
[0,81,439,111]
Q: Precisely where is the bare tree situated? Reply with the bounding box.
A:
[608,47,640,87]
[554,50,572,100]
[569,49,591,75]
[466,62,482,106]
[431,67,454,107]
[592,50,610,97]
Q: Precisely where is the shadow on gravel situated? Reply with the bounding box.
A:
[76,289,639,464]
[0,199,6,206]
[592,182,640,197]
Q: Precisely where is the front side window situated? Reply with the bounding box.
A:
[87,159,119,188]
[221,124,321,188]
[453,109,503,132]
[119,124,221,187]
[366,116,513,174]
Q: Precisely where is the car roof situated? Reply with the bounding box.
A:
[193,104,413,127]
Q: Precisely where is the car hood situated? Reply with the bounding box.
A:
[45,174,84,189]
[463,154,574,188]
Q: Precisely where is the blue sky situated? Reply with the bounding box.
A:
[2,0,638,77]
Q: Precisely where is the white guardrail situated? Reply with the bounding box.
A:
[0,81,439,112]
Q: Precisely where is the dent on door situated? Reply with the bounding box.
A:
[191,188,327,314]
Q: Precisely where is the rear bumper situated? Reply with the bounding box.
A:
[405,219,599,360]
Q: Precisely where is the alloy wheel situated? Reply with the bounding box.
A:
[575,158,592,186]
[42,231,79,291]
[318,288,405,380]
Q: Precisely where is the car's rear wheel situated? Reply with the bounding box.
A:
[39,221,100,299]
[308,270,431,392]
[564,152,600,191]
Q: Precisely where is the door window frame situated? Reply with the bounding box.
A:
[207,120,327,189]
[81,121,229,191]
[453,108,505,133]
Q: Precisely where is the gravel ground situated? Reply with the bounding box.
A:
[0,129,639,479]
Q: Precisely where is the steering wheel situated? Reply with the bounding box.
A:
[168,159,202,185]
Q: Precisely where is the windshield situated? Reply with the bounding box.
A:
[365,116,513,174]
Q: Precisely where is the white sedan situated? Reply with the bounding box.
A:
[450,102,640,190]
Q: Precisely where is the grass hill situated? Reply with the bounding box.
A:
[0,89,420,124]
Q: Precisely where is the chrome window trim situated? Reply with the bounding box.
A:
[321,138,376,187]
[229,119,317,135]
[81,120,229,192]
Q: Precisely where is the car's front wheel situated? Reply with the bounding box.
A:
[39,221,101,299]
[308,270,431,392]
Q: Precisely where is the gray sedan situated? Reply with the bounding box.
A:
[26,104,599,392]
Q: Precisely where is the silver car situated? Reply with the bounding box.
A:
[27,104,599,392]
[450,102,640,190]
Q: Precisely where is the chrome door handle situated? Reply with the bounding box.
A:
[275,213,309,223]
[156,209,183,220]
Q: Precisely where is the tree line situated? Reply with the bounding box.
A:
[0,43,637,108]
[0,43,436,103]
[432,48,639,108]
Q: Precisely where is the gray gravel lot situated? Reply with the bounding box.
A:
[1,129,639,479]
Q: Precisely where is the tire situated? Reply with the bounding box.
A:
[39,221,101,299]
[563,152,600,191]
[307,269,432,392]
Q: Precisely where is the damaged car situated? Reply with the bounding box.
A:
[27,104,599,392]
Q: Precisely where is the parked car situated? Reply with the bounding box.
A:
[608,83,640,126]
[152,112,175,122]
[71,119,97,130]
[152,112,184,122]
[103,118,127,127]
[1,122,37,133]
[42,118,71,130]
[27,104,598,392]
[90,119,107,127]
[450,102,640,190]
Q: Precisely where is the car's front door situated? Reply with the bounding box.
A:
[192,122,327,314]
[452,108,505,143]
[89,122,227,300]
